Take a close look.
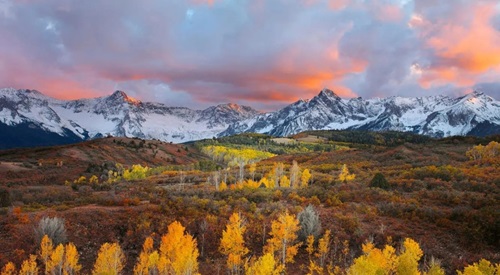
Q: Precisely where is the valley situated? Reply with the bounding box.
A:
[0,131,498,274]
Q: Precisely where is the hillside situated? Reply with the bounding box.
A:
[0,132,499,274]
[0,137,203,186]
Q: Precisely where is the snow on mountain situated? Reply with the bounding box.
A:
[0,88,259,144]
[221,89,500,138]
[1,88,499,149]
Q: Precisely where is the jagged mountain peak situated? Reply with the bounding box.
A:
[1,87,500,149]
[211,103,259,114]
[317,88,341,100]
[107,90,141,105]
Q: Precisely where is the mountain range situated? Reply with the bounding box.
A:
[1,87,499,149]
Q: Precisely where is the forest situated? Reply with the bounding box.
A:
[0,131,499,274]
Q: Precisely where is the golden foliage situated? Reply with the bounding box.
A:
[339,164,355,182]
[466,141,500,161]
[19,255,38,275]
[159,221,199,275]
[40,235,54,274]
[47,244,64,275]
[396,238,423,275]
[134,236,157,275]
[1,262,16,275]
[245,253,282,275]
[301,169,312,188]
[220,213,249,274]
[279,175,290,188]
[265,211,301,269]
[92,242,125,275]
[63,243,82,275]
[348,241,397,275]
[457,259,499,275]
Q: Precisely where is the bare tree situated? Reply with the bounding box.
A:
[213,170,221,191]
[290,160,300,188]
[297,205,321,241]
[34,216,67,245]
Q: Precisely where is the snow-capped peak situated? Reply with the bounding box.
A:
[1,88,499,149]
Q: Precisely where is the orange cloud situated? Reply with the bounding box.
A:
[418,2,500,87]
[329,0,350,11]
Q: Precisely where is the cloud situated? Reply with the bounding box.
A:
[0,0,499,111]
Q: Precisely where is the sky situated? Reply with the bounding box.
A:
[0,0,499,110]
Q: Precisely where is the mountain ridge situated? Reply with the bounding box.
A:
[1,87,500,149]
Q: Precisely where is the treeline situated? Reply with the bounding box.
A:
[299,130,433,146]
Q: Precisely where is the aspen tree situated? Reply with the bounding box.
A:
[47,244,64,275]
[159,221,199,275]
[92,242,125,275]
[19,255,38,275]
[220,213,249,275]
[63,243,82,275]
[40,235,54,274]
[301,169,312,188]
[265,211,301,270]
[0,262,16,275]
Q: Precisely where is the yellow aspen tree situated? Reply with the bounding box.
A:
[134,236,155,275]
[306,235,315,258]
[396,238,423,275]
[316,229,331,267]
[19,255,39,275]
[63,243,82,275]
[348,241,397,275]
[424,257,444,275]
[265,211,301,270]
[40,235,54,274]
[301,169,312,188]
[220,213,249,275]
[279,175,290,188]
[147,251,160,275]
[339,164,355,182]
[220,181,228,191]
[92,242,125,275]
[159,221,199,275]
[457,259,497,275]
[47,244,64,275]
[1,262,16,275]
[245,253,282,275]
